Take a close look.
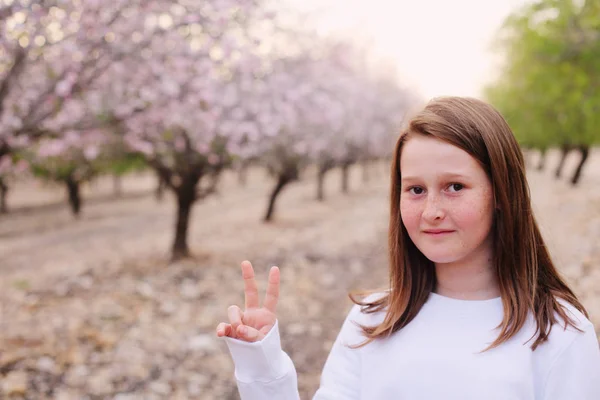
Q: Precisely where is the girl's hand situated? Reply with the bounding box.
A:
[216,260,280,343]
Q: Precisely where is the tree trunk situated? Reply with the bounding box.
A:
[171,177,198,260]
[264,167,298,222]
[537,148,547,171]
[264,176,290,222]
[317,169,326,202]
[361,159,370,183]
[237,160,248,187]
[66,177,81,217]
[341,162,351,194]
[554,145,571,178]
[523,147,535,169]
[113,174,123,197]
[316,161,334,202]
[0,177,8,214]
[155,173,166,202]
[570,145,589,185]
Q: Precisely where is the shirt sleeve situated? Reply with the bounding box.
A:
[543,323,600,400]
[223,304,366,400]
[223,319,300,400]
[313,303,364,399]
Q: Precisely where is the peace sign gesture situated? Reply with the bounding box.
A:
[216,260,280,342]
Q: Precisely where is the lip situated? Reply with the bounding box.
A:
[423,229,454,235]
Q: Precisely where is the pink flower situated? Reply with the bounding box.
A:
[55,80,73,97]
[0,156,12,174]
[14,159,30,174]
[84,145,100,160]
[208,153,220,165]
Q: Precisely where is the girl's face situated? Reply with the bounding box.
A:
[399,134,495,267]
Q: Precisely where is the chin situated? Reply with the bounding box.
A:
[418,246,463,264]
[424,255,461,264]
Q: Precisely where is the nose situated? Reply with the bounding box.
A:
[422,193,445,222]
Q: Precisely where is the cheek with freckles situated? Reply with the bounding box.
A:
[399,202,420,238]
[448,194,495,260]
[452,191,494,233]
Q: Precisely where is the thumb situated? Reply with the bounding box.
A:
[236,324,265,342]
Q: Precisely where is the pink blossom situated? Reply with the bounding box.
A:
[208,153,220,165]
[84,145,100,160]
[0,156,12,174]
[14,159,30,174]
[55,80,73,97]
[37,140,67,158]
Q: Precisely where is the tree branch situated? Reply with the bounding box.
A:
[195,165,223,200]
[148,159,177,192]
[0,47,27,117]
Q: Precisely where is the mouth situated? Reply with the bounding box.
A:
[423,230,454,235]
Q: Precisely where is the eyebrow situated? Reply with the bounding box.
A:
[400,172,470,183]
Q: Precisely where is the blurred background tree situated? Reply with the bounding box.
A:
[485,0,600,184]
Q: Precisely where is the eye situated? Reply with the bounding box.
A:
[448,183,464,192]
[408,186,424,195]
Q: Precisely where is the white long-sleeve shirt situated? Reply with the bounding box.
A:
[223,292,600,399]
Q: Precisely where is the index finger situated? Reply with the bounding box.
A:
[263,266,280,313]
[241,260,259,309]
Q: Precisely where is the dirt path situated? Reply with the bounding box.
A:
[0,164,389,286]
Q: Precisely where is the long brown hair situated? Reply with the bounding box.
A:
[349,96,588,351]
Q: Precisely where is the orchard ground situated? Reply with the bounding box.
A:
[1,148,599,399]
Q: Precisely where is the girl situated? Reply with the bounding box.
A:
[215,96,600,399]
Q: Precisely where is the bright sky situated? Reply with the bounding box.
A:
[287,0,529,100]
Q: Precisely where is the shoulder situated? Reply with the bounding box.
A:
[551,298,595,340]
[533,298,598,364]
[536,299,600,397]
[556,298,593,325]
[345,291,389,330]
